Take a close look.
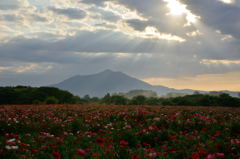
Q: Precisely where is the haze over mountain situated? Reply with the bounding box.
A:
[51,69,199,97]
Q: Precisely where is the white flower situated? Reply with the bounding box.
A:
[5,145,18,150]
[5,145,11,150]
[7,138,16,143]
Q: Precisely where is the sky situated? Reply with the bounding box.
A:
[0,0,240,91]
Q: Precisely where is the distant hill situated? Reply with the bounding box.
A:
[51,69,239,97]
[51,69,156,97]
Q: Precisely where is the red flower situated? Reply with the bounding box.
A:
[92,153,100,157]
[192,152,200,159]
[143,142,150,147]
[156,152,162,156]
[131,154,141,159]
[20,143,27,147]
[162,145,167,151]
[32,149,39,154]
[52,152,61,159]
[215,130,221,135]
[199,148,207,157]
[96,138,105,146]
[107,143,113,149]
[119,140,128,147]
[170,136,177,140]
[76,149,86,156]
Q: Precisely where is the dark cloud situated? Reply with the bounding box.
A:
[49,7,86,19]
[126,19,149,31]
[1,29,240,79]
[182,0,240,39]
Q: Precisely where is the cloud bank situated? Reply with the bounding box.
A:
[0,0,240,91]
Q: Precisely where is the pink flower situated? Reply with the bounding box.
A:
[206,154,216,159]
[231,139,240,145]
[148,152,157,158]
[215,153,224,158]
[76,149,86,156]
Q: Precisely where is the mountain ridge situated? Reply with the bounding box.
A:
[51,69,239,97]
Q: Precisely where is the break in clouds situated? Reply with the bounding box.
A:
[0,0,240,90]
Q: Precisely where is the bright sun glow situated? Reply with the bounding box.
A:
[164,0,199,25]
[164,0,186,15]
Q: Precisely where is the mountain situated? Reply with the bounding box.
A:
[50,69,238,97]
[51,70,152,97]
[51,69,178,97]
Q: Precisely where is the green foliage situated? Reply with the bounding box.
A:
[44,96,59,104]
[146,97,160,105]
[0,86,78,105]
[0,86,239,107]
[102,94,128,105]
[129,95,147,105]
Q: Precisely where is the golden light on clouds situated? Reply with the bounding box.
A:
[143,72,240,91]
[0,63,54,73]
[218,0,235,4]
[201,59,240,65]
[186,30,202,37]
[103,1,147,21]
[144,26,186,42]
[163,0,200,25]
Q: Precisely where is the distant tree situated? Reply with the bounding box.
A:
[129,95,146,105]
[44,96,59,104]
[33,100,42,105]
[217,93,240,107]
[161,98,175,106]
[89,97,100,104]
[84,95,90,100]
[102,93,111,104]
[146,97,160,105]
[110,95,128,105]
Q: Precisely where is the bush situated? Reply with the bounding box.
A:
[44,96,59,104]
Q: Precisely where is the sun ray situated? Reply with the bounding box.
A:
[164,0,200,25]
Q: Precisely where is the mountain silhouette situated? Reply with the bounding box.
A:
[52,69,234,97]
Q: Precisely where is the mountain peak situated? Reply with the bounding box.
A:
[100,69,115,74]
[52,70,196,97]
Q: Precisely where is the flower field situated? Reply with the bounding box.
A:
[0,105,240,159]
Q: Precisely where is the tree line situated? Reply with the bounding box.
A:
[0,86,80,104]
[100,93,240,107]
[0,86,240,107]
